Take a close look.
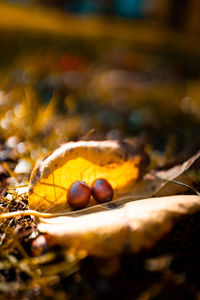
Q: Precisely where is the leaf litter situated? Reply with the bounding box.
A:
[1,137,200,297]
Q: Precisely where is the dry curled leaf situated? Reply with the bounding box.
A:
[38,195,200,257]
[28,141,142,212]
[131,150,200,199]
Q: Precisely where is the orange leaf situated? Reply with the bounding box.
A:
[28,141,142,212]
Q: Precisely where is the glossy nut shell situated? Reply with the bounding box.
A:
[92,178,114,203]
[67,181,92,209]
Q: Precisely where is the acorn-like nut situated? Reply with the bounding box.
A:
[92,178,114,203]
[67,181,92,209]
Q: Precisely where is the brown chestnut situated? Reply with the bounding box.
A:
[91,178,114,203]
[67,181,92,209]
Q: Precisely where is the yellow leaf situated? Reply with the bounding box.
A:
[28,141,142,212]
[38,195,200,257]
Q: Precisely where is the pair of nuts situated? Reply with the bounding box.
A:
[67,178,114,210]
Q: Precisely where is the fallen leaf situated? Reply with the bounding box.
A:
[38,195,200,257]
[28,141,142,212]
[131,150,200,198]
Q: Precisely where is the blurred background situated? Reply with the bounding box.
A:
[1,0,200,166]
[1,2,200,299]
